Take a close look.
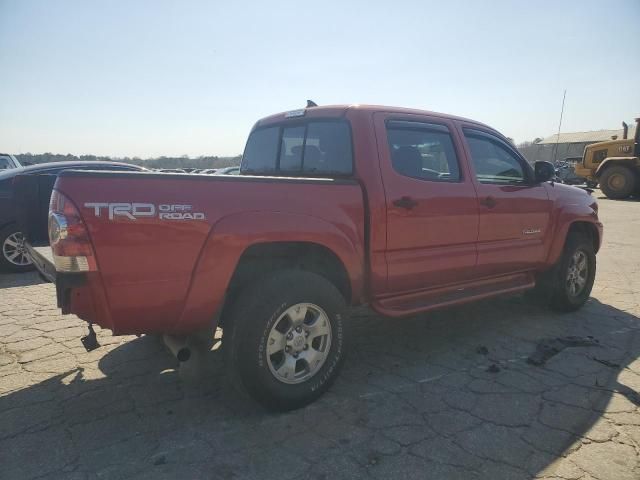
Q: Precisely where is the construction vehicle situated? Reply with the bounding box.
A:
[574,118,640,199]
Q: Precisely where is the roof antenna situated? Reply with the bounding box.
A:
[306,99,318,108]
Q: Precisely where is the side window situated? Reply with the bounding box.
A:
[386,124,461,182]
[464,132,527,184]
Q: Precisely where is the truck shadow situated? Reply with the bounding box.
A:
[1,296,638,479]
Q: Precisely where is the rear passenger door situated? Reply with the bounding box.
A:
[460,127,552,277]
[374,113,479,293]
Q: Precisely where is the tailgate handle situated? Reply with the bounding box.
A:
[393,196,418,210]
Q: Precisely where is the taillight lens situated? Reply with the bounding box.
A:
[49,190,96,272]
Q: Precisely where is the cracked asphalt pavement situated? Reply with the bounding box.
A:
[1,193,639,479]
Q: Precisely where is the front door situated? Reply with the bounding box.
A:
[374,113,479,294]
[460,126,552,278]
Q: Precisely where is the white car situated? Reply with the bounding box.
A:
[0,154,22,171]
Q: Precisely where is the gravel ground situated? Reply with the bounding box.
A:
[1,192,639,480]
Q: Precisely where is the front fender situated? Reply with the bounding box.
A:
[546,203,601,266]
[173,211,365,333]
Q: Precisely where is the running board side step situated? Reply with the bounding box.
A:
[372,272,535,318]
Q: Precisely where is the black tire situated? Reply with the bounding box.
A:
[548,233,596,312]
[599,165,636,199]
[0,225,34,273]
[223,269,348,411]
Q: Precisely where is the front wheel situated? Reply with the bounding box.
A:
[224,270,348,411]
[549,233,596,312]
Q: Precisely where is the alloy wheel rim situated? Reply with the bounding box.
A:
[2,232,31,266]
[265,302,332,385]
[566,250,588,297]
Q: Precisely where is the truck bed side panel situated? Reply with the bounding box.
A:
[55,172,365,334]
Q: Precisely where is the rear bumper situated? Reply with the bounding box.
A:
[25,243,56,282]
[25,243,87,314]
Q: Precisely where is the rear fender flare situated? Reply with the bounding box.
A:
[174,211,364,333]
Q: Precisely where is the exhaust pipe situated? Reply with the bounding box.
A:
[163,334,191,362]
[622,121,628,140]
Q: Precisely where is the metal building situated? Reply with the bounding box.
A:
[518,126,637,164]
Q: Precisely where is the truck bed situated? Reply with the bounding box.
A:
[41,170,366,334]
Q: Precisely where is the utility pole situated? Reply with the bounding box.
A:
[553,90,567,164]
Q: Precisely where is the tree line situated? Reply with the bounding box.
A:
[15,153,242,170]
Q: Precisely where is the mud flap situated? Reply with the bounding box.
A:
[80,324,100,352]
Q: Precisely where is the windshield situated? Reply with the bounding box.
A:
[0,155,19,170]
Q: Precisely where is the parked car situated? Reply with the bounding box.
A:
[214,166,240,175]
[24,104,602,410]
[0,153,22,171]
[555,158,588,185]
[1,161,145,272]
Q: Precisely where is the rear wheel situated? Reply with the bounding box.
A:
[224,269,348,411]
[0,226,33,273]
[600,165,636,199]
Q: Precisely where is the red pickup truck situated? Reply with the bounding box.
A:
[26,104,603,410]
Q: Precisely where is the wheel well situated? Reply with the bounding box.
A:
[224,241,351,314]
[596,160,638,178]
[568,222,600,253]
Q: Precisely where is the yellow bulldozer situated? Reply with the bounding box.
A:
[574,117,640,199]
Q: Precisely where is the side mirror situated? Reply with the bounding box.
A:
[534,161,555,183]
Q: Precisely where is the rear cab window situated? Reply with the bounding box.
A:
[241,120,353,176]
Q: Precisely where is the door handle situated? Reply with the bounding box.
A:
[480,196,497,209]
[393,196,418,210]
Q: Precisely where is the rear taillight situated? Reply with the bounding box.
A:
[49,190,97,272]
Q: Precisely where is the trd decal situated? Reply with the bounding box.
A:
[523,228,541,235]
[84,203,205,221]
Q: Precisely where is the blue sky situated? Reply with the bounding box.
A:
[1,0,639,157]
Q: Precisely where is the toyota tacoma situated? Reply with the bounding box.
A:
[25,104,603,410]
